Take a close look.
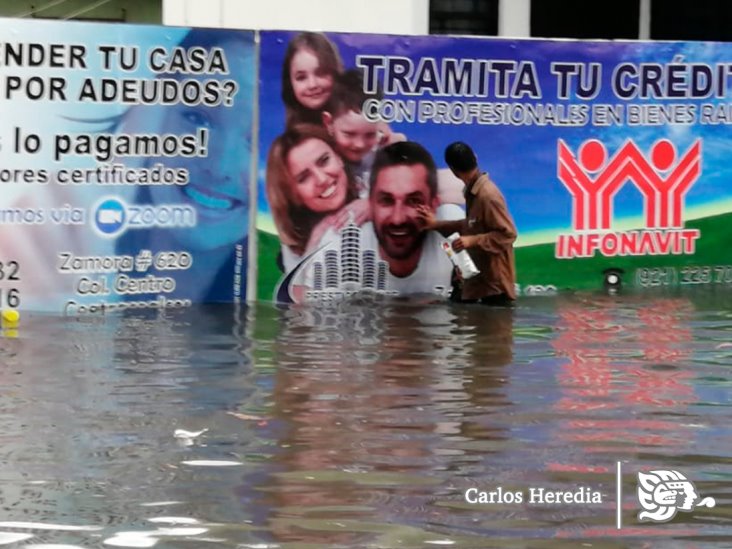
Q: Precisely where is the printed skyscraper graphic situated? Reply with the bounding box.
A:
[278,219,451,303]
[296,220,394,303]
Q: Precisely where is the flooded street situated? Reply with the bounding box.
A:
[0,292,730,547]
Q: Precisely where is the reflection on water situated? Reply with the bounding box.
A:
[0,292,730,547]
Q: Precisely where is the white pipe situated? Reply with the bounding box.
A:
[639,0,651,40]
[499,0,530,38]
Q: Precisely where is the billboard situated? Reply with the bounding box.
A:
[0,18,254,313]
[256,30,732,302]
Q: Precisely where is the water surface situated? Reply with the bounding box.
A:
[0,291,730,547]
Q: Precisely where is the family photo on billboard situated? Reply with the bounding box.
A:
[256,31,518,304]
[256,31,732,303]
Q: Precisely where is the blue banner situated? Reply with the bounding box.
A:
[0,18,254,313]
[257,31,732,301]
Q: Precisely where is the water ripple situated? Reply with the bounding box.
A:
[0,298,729,547]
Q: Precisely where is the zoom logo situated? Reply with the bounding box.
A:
[94,198,126,235]
[92,197,197,237]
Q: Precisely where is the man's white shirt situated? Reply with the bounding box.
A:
[358,203,463,293]
[279,203,464,301]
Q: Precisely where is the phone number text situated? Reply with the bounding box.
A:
[635,265,732,287]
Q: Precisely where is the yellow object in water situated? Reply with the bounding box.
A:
[1,310,20,324]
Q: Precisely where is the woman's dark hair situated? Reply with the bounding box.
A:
[281,32,343,124]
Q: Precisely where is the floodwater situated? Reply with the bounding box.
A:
[0,291,730,548]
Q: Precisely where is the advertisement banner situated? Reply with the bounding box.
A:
[256,30,732,302]
[0,18,254,313]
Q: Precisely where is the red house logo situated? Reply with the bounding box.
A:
[556,139,702,258]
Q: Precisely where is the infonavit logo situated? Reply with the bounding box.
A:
[92,197,197,237]
[555,139,702,259]
[637,469,716,523]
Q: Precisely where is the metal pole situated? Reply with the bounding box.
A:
[498,0,530,38]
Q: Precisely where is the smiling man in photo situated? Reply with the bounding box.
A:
[359,141,462,293]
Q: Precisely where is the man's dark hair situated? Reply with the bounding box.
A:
[444,141,478,173]
[369,141,438,198]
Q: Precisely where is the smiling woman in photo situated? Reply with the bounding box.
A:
[0,27,255,308]
[113,28,255,302]
[266,123,371,273]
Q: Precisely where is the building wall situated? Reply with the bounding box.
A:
[163,0,429,35]
[0,1,726,42]
[0,0,161,23]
